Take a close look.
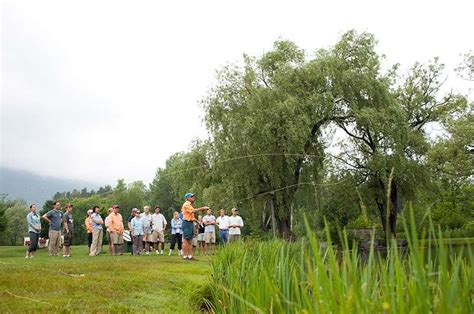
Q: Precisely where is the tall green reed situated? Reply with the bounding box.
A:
[206,208,473,313]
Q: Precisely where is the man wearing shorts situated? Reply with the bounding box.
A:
[127,208,137,255]
[42,201,63,256]
[141,206,153,255]
[229,208,244,242]
[181,193,208,260]
[197,215,205,256]
[151,206,167,255]
[192,219,200,255]
[62,204,74,257]
[109,205,124,255]
[203,208,216,255]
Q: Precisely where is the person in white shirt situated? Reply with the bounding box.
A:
[104,208,113,255]
[140,206,153,255]
[228,208,244,242]
[216,208,230,245]
[151,206,167,255]
[203,208,217,255]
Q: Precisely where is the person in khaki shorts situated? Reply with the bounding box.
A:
[42,201,63,256]
[140,206,153,255]
[203,208,216,255]
[228,208,244,242]
[108,205,124,255]
[151,206,167,255]
[62,204,74,258]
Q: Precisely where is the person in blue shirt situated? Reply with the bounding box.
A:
[168,211,183,256]
[130,210,145,255]
[89,206,104,256]
[42,201,63,256]
[26,204,41,258]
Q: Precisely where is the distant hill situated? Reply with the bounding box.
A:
[0,167,101,206]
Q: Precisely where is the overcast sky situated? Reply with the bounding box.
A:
[1,0,473,185]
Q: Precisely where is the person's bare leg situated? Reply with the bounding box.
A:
[109,240,113,255]
[182,240,187,256]
[212,243,215,255]
[184,240,191,256]
[118,245,123,255]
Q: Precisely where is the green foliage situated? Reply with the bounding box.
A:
[0,199,28,245]
[208,212,473,313]
[0,194,11,237]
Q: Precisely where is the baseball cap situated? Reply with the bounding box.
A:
[184,193,195,199]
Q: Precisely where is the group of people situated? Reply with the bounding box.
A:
[25,193,244,260]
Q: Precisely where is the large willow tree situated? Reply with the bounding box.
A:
[202,31,466,238]
[203,32,385,237]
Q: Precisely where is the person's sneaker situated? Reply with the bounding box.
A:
[160,250,164,255]
[63,255,68,258]
[187,255,193,260]
[146,252,150,256]
[155,250,159,255]
[168,251,172,256]
[183,256,188,260]
[25,256,29,259]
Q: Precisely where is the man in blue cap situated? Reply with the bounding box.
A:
[181,193,209,260]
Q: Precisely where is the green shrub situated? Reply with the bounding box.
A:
[207,211,473,313]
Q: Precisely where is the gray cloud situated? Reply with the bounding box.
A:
[1,0,473,184]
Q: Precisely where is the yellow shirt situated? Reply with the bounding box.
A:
[181,201,195,221]
[108,213,124,233]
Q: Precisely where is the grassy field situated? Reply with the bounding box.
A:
[0,245,211,313]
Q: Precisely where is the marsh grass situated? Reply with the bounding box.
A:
[208,210,473,313]
[0,246,211,313]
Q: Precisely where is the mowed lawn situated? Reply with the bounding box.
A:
[0,245,212,313]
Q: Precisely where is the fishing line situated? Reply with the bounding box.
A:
[234,179,350,204]
[158,152,348,178]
